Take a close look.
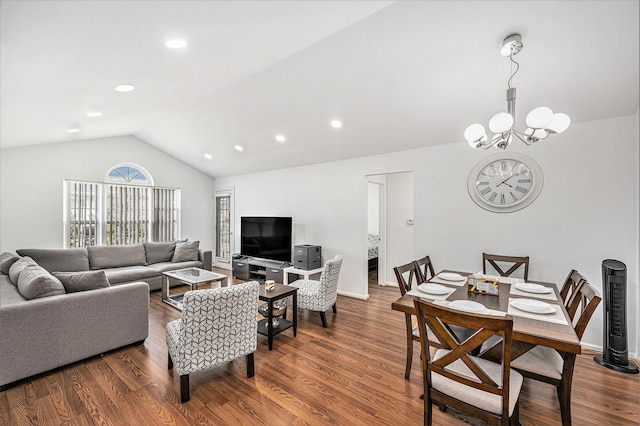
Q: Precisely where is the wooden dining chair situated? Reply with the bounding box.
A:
[415,255,436,283]
[511,282,601,425]
[482,253,530,280]
[413,298,522,426]
[560,269,587,313]
[394,261,431,379]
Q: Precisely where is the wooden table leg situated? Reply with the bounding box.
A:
[267,299,274,351]
[293,292,297,337]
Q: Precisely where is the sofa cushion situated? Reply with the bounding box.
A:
[88,244,146,270]
[144,241,177,264]
[172,240,199,262]
[17,264,66,300]
[8,256,38,285]
[101,265,158,285]
[0,252,20,275]
[16,248,90,273]
[53,270,111,293]
[146,260,203,274]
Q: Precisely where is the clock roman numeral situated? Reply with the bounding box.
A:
[500,194,505,204]
[488,192,497,202]
[515,186,528,194]
[477,181,490,186]
[480,187,491,196]
[511,192,518,201]
[518,178,531,183]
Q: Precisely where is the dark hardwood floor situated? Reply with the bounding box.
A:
[0,268,638,425]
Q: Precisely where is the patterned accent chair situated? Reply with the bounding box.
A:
[287,255,343,328]
[166,281,259,403]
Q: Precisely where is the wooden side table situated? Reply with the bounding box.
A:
[258,283,297,350]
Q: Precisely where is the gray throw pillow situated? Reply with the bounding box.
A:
[144,241,177,264]
[8,256,37,285]
[172,240,199,262]
[17,264,66,300]
[0,252,20,275]
[16,248,89,273]
[87,244,147,269]
[53,270,111,293]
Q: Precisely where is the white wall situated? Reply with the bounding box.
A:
[214,113,639,354]
[367,182,380,235]
[0,135,216,252]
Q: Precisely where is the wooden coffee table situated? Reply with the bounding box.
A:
[162,267,229,310]
[258,283,298,350]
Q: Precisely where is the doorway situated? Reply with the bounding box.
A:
[215,189,235,269]
[366,172,414,296]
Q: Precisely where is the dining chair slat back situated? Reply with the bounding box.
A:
[482,253,530,280]
[566,282,602,339]
[413,298,522,426]
[415,255,436,283]
[394,261,423,295]
[560,269,587,315]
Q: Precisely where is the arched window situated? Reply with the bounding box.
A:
[104,163,154,185]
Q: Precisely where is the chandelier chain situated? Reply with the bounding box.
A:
[507,47,520,89]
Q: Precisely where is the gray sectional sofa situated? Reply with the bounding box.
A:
[16,240,212,291]
[0,241,212,390]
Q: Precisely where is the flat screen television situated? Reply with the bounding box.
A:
[240,216,292,262]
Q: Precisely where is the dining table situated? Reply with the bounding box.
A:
[391,270,581,363]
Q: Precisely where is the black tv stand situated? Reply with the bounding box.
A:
[232,256,292,283]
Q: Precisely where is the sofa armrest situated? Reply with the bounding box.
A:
[0,281,149,388]
[199,250,212,271]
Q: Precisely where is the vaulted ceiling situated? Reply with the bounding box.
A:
[1,1,638,177]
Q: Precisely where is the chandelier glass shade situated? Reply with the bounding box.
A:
[465,34,570,149]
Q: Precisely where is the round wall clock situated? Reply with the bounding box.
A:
[467,152,543,213]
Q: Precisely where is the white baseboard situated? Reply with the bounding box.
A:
[581,342,603,353]
[582,341,638,362]
[337,290,370,300]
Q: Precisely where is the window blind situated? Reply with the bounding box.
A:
[69,182,99,248]
[106,184,149,245]
[153,187,179,242]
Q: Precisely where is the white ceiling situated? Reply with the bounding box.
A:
[1,1,638,177]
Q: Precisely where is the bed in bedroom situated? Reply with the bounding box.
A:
[368,233,380,271]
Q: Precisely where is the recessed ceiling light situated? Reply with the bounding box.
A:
[165,39,187,49]
[275,134,286,143]
[234,145,244,152]
[67,128,80,133]
[204,153,213,160]
[86,112,103,117]
[331,120,343,128]
[114,84,135,92]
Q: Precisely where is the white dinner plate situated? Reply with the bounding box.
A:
[437,272,466,282]
[510,299,556,314]
[418,283,450,295]
[449,300,489,314]
[514,283,552,294]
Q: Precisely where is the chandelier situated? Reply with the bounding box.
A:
[465,33,570,149]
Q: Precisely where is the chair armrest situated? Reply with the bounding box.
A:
[199,250,212,271]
